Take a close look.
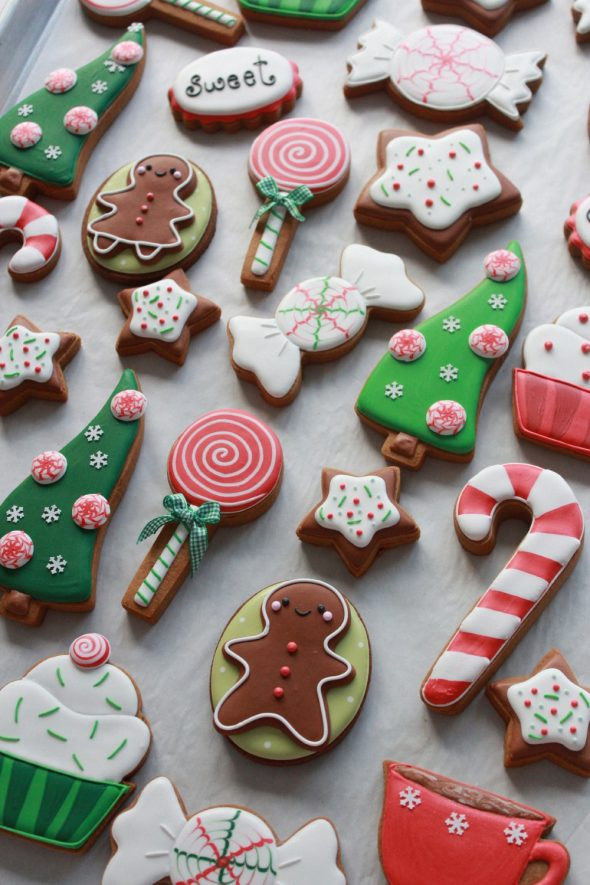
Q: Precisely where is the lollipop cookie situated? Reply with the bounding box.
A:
[0,633,151,852]
[345,21,546,131]
[565,195,590,270]
[102,776,346,885]
[421,0,549,37]
[241,117,351,292]
[230,244,424,405]
[123,409,283,624]
[79,0,244,47]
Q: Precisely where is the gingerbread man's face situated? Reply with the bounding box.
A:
[132,155,192,188]
[264,581,347,637]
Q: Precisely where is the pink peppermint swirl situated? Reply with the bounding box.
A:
[111,389,147,422]
[72,494,111,530]
[0,531,34,569]
[249,118,350,193]
[69,633,111,669]
[168,409,283,514]
[31,451,67,485]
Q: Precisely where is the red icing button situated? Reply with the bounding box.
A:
[531,688,538,695]
[582,343,590,354]
[141,204,148,213]
[572,700,579,708]
[393,182,401,191]
[553,684,560,692]
[524,699,531,708]
[135,217,143,225]
[427,179,435,188]
[280,666,291,678]
[541,728,548,735]
[147,192,154,201]
[544,341,553,351]
[580,313,588,323]
[425,199,433,207]
[286,642,298,654]
[583,371,590,382]
[273,687,284,699]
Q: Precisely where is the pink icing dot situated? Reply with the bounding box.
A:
[323,611,333,622]
[111,41,144,66]
[44,67,77,94]
[544,341,553,351]
[271,600,281,611]
[64,106,98,136]
[0,531,34,569]
[10,122,42,149]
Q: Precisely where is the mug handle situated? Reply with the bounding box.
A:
[525,840,570,885]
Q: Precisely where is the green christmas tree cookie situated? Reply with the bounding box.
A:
[356,242,526,469]
[0,369,146,626]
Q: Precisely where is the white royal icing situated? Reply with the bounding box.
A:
[369,130,502,230]
[129,278,197,342]
[472,0,509,7]
[507,668,590,750]
[0,654,149,781]
[574,196,590,246]
[340,244,423,312]
[229,315,302,399]
[172,47,295,117]
[80,0,150,13]
[315,474,400,548]
[574,0,590,34]
[0,324,60,390]
[275,277,367,352]
[523,306,590,386]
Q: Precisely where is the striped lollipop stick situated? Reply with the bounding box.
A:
[421,463,584,714]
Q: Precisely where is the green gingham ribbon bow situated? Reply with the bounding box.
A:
[252,175,313,225]
[137,493,221,576]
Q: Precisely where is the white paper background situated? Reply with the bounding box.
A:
[0,0,589,881]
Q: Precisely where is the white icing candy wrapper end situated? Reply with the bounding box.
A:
[228,315,301,399]
[574,0,590,35]
[346,19,402,86]
[486,51,546,121]
[340,244,423,312]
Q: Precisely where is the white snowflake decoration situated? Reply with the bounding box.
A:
[445,812,469,836]
[44,145,62,160]
[89,450,108,470]
[442,316,461,333]
[399,787,422,810]
[6,505,24,523]
[46,554,67,575]
[488,293,508,311]
[439,363,459,383]
[127,22,144,31]
[84,424,104,442]
[91,79,108,94]
[41,505,61,524]
[17,104,33,117]
[104,58,125,74]
[385,381,404,401]
[504,821,528,847]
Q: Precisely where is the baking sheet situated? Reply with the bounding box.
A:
[1,0,590,881]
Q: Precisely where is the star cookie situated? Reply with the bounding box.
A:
[0,315,80,416]
[296,467,420,577]
[487,649,590,777]
[115,269,221,365]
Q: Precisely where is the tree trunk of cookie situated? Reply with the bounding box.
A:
[0,590,45,626]
[0,169,32,197]
[381,433,426,469]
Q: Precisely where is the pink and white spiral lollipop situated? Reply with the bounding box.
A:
[244,118,351,290]
[69,633,111,668]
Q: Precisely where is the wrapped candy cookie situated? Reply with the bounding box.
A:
[0,634,151,852]
[102,776,346,884]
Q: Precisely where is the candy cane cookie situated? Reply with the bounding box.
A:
[421,463,584,714]
[0,196,60,282]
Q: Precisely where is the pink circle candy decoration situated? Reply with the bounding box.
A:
[111,389,147,422]
[63,106,98,136]
[111,41,144,66]
[72,494,111,530]
[249,118,350,194]
[31,451,67,485]
[484,249,521,282]
[0,531,34,569]
[69,633,111,669]
[44,68,77,94]
[468,324,509,358]
[426,400,467,436]
[10,122,42,149]
[389,329,426,362]
[168,408,283,514]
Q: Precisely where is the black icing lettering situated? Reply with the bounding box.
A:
[185,74,202,98]
[205,76,226,94]
[227,74,240,90]
[187,58,280,100]
[253,56,276,87]
[243,70,256,87]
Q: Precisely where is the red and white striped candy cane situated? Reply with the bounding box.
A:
[0,196,60,280]
[422,463,584,713]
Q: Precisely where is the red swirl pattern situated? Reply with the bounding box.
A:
[167,409,283,514]
[69,633,111,669]
[71,493,111,530]
[0,530,33,569]
[31,450,67,485]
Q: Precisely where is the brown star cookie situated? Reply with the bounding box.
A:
[487,649,590,777]
[296,467,419,577]
[116,269,221,365]
[0,315,80,416]
[420,0,548,37]
[354,125,522,262]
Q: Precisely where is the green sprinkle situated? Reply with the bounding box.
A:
[527,733,542,741]
[447,170,454,181]
[38,707,60,718]
[408,167,420,176]
[56,667,65,687]
[14,697,23,724]
[106,698,122,711]
[47,729,67,742]
[159,327,174,336]
[363,485,372,497]
[5,327,16,336]
[176,297,183,309]
[440,196,451,207]
[90,721,99,740]
[23,337,36,345]
[534,713,548,724]
[72,753,84,772]
[347,519,362,525]
[318,507,324,521]
[544,693,559,700]
[4,373,19,379]
[405,146,416,157]
[149,294,159,303]
[35,350,47,360]
[93,672,109,688]
[147,310,158,319]
[380,183,388,197]
[581,691,590,708]
[459,141,471,154]
[0,736,19,742]
[560,710,573,725]
[337,495,347,508]
[107,738,128,760]
[381,509,393,522]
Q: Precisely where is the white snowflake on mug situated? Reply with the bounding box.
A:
[385,381,404,401]
[17,104,33,117]
[41,505,61,525]
[6,505,24,523]
[504,821,528,847]
[399,787,422,810]
[46,554,67,575]
[44,145,62,160]
[488,294,507,311]
[84,424,104,442]
[91,80,108,94]
[445,812,469,836]
[89,451,108,470]
[439,363,459,383]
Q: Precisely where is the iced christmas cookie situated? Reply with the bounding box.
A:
[169,47,302,133]
[116,269,221,365]
[0,633,151,852]
[380,761,570,884]
[356,243,525,469]
[80,0,244,47]
[421,0,548,37]
[573,0,590,41]
[354,126,521,262]
[487,649,590,777]
[83,153,216,283]
[565,195,590,269]
[242,118,350,292]
[230,244,424,406]
[0,28,145,201]
[421,463,584,715]
[296,468,420,577]
[123,409,283,624]
[102,776,346,885]
[345,21,546,131]
[237,0,367,29]
[513,306,590,460]
[211,579,370,764]
[0,196,60,282]
[0,369,145,626]
[0,316,80,416]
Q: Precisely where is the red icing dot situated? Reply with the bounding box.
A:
[339,483,346,490]
[425,199,433,207]
[353,497,360,505]
[34,366,41,374]
[427,179,435,188]
[550,707,558,716]
[44,337,50,344]
[157,301,163,308]
[147,192,154,201]
[393,182,401,191]
[135,217,143,225]
[347,510,354,518]
[580,313,588,323]
[356,529,363,537]
[418,148,424,156]
[143,289,149,297]
[582,343,590,354]
[141,322,148,330]
[397,163,404,170]
[524,699,531,708]
[0,363,4,369]
[474,161,481,169]
[377,502,384,509]
[327,513,333,520]
[172,315,179,322]
[583,371,590,382]
[368,512,374,519]
[449,150,456,158]
[553,684,560,692]
[280,666,291,678]
[544,341,553,351]
[287,642,298,654]
[541,728,548,736]
[571,726,578,734]
[159,318,165,325]
[531,688,538,695]
[572,700,579,708]
[12,332,19,340]
[23,361,30,368]
[273,687,284,699]
[472,184,479,191]
[167,286,173,293]
[136,306,142,313]
[22,346,29,354]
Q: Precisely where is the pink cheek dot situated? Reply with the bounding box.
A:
[173,170,182,180]
[323,611,333,622]
[544,341,553,351]
[271,600,281,612]
[524,700,531,708]
[580,313,588,323]
[137,165,146,175]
